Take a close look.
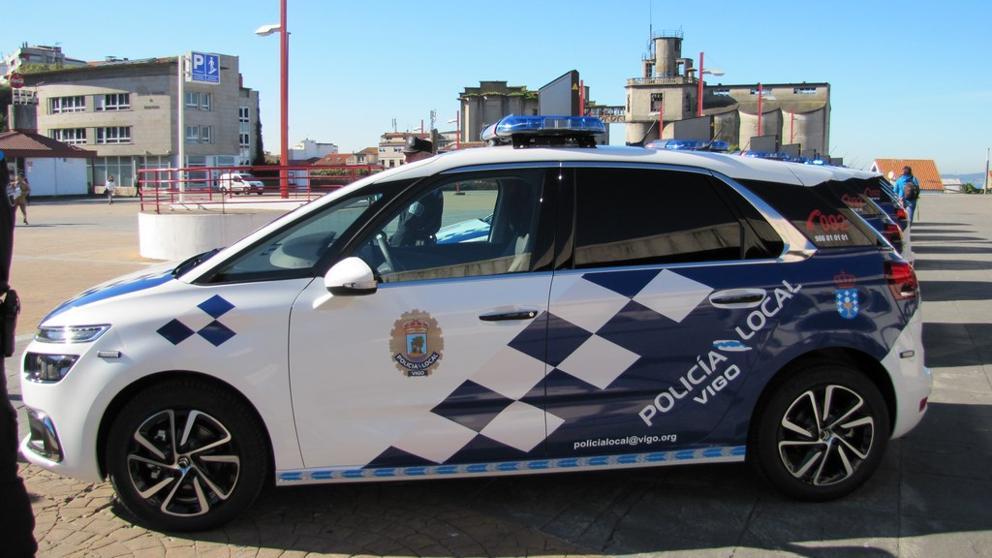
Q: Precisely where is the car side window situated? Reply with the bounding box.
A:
[354,170,545,283]
[573,168,742,268]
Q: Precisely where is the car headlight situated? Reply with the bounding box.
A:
[35,324,111,344]
[24,353,80,383]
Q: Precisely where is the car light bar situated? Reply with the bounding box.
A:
[645,139,730,152]
[481,115,606,147]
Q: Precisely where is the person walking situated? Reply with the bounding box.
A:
[104,174,116,205]
[0,151,37,557]
[13,175,29,225]
[893,166,920,224]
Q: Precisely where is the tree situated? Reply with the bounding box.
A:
[0,85,10,131]
[251,107,266,167]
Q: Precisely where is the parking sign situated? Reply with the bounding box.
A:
[188,52,220,84]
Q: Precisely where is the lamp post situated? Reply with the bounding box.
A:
[256,0,289,198]
[694,52,724,118]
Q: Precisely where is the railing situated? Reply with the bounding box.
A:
[137,164,380,214]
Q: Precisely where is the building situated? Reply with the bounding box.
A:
[870,159,943,192]
[0,129,95,196]
[350,147,379,166]
[1,43,86,83]
[624,31,831,156]
[20,54,260,189]
[458,81,539,143]
[289,138,338,160]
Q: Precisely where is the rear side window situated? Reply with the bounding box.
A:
[573,168,742,268]
[829,179,884,218]
[741,179,878,248]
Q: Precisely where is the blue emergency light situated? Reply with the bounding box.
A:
[646,139,729,152]
[481,115,606,148]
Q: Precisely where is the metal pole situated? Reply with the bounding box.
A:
[985,146,990,193]
[696,51,704,117]
[658,97,664,140]
[456,111,461,149]
[756,83,763,137]
[177,54,185,202]
[579,79,585,116]
[279,0,289,199]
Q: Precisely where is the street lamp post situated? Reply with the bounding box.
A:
[694,52,724,118]
[256,0,289,198]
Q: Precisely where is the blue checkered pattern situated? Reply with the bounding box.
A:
[367,268,714,469]
[157,295,237,347]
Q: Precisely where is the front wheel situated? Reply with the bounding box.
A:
[105,379,269,531]
[750,364,890,501]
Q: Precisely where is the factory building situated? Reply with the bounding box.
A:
[458,81,539,144]
[624,32,831,157]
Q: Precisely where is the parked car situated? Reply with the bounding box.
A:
[20,116,929,531]
[216,172,264,195]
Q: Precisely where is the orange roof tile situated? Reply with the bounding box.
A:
[871,159,943,191]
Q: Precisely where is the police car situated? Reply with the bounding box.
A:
[19,116,930,531]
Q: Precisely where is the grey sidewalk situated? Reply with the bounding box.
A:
[7,194,992,557]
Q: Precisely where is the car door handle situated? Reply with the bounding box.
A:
[479,309,540,322]
[709,289,767,309]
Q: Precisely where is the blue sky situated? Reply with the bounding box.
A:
[6,0,991,173]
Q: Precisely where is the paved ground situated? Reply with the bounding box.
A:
[6,194,992,557]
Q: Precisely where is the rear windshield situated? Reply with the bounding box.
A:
[740,179,880,248]
[827,178,884,218]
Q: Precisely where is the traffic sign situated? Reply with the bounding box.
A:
[188,52,220,84]
[9,73,24,88]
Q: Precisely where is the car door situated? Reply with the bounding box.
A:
[288,167,559,474]
[539,166,802,460]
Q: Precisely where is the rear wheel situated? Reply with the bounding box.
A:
[751,364,890,501]
[105,379,268,531]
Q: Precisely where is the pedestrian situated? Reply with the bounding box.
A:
[0,150,37,557]
[893,166,920,224]
[13,175,29,225]
[105,174,116,205]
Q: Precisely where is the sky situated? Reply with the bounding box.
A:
[5,0,991,174]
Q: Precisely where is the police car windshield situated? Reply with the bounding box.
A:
[173,248,222,278]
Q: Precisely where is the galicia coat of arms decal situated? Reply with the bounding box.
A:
[390,310,444,376]
[834,270,859,320]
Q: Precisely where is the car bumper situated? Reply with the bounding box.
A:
[884,309,931,438]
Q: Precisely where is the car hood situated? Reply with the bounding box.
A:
[41,261,178,324]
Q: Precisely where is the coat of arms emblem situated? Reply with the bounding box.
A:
[834,270,859,320]
[389,310,444,376]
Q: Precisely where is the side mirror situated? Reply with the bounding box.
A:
[324,257,377,296]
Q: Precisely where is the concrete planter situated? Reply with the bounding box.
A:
[138,210,282,261]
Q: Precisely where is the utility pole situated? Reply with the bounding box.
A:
[985,146,990,193]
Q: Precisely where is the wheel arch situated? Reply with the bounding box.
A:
[746,347,897,447]
[95,370,275,479]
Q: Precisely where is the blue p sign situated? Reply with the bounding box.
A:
[190,52,220,84]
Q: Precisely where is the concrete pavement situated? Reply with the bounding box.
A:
[6,194,992,557]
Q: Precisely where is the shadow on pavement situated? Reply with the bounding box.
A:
[109,402,987,556]
[912,245,992,255]
[920,281,992,301]
[907,228,975,235]
[910,222,969,227]
[914,259,992,271]
[923,323,992,367]
[910,235,989,242]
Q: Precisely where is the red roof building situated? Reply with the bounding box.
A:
[0,129,95,159]
[870,159,943,191]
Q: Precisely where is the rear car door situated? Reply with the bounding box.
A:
[538,165,801,459]
[288,167,559,474]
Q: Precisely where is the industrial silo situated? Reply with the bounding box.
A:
[739,108,782,151]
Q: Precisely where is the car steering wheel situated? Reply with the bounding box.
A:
[376,232,398,272]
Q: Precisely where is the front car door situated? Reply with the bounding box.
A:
[288,166,560,478]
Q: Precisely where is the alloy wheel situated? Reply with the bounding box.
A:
[777,384,875,487]
[126,409,241,517]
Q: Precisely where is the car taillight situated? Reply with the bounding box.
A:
[895,207,908,221]
[885,261,918,300]
[883,223,903,250]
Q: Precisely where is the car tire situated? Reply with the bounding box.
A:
[105,379,269,531]
[750,363,890,501]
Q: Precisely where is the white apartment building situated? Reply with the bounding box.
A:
[22,54,260,188]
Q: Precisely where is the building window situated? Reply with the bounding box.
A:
[50,128,87,145]
[238,106,250,121]
[95,93,130,111]
[650,93,663,113]
[50,96,85,114]
[793,86,817,95]
[96,126,132,144]
[200,126,212,144]
[239,133,250,148]
[185,91,200,108]
[185,125,199,143]
[200,93,211,111]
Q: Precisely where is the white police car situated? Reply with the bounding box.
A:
[20,116,930,531]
